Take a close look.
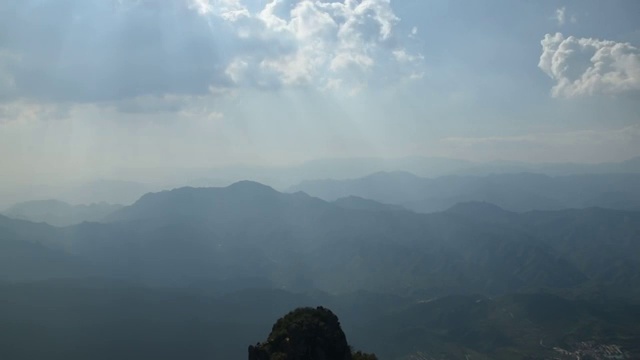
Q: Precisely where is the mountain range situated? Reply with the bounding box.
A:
[2,180,640,359]
[2,200,123,227]
[3,156,639,207]
[2,181,639,297]
[290,171,640,213]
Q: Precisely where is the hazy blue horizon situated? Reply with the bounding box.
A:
[1,0,639,189]
[2,4,640,356]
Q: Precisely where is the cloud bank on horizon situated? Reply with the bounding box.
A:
[0,0,639,185]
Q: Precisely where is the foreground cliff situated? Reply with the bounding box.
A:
[249,307,377,360]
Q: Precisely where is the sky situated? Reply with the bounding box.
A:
[1,0,639,187]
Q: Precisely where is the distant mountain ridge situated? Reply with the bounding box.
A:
[4,155,639,207]
[332,196,407,212]
[289,172,640,213]
[3,200,123,227]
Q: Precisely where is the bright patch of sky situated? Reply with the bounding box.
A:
[0,0,639,186]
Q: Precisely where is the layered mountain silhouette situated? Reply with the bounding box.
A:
[1,181,639,298]
[3,199,122,226]
[2,180,640,359]
[332,196,407,212]
[289,172,640,213]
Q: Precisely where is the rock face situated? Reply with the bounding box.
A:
[248,306,369,360]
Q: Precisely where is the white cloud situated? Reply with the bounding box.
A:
[554,7,566,26]
[323,78,343,91]
[210,0,423,90]
[538,33,640,97]
[0,100,68,124]
[0,0,423,114]
[393,49,424,63]
[225,58,250,84]
[188,0,249,20]
[552,7,577,26]
[188,0,213,15]
[330,53,374,72]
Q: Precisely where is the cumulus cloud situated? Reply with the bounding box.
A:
[215,0,423,90]
[0,0,423,113]
[538,33,640,97]
[188,0,249,21]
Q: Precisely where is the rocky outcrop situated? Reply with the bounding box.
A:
[248,306,376,360]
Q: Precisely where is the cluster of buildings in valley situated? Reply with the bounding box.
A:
[400,341,632,360]
[403,351,461,360]
[552,341,628,360]
[404,352,437,360]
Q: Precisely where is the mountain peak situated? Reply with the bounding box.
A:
[248,307,377,360]
[106,181,302,222]
[226,180,277,193]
